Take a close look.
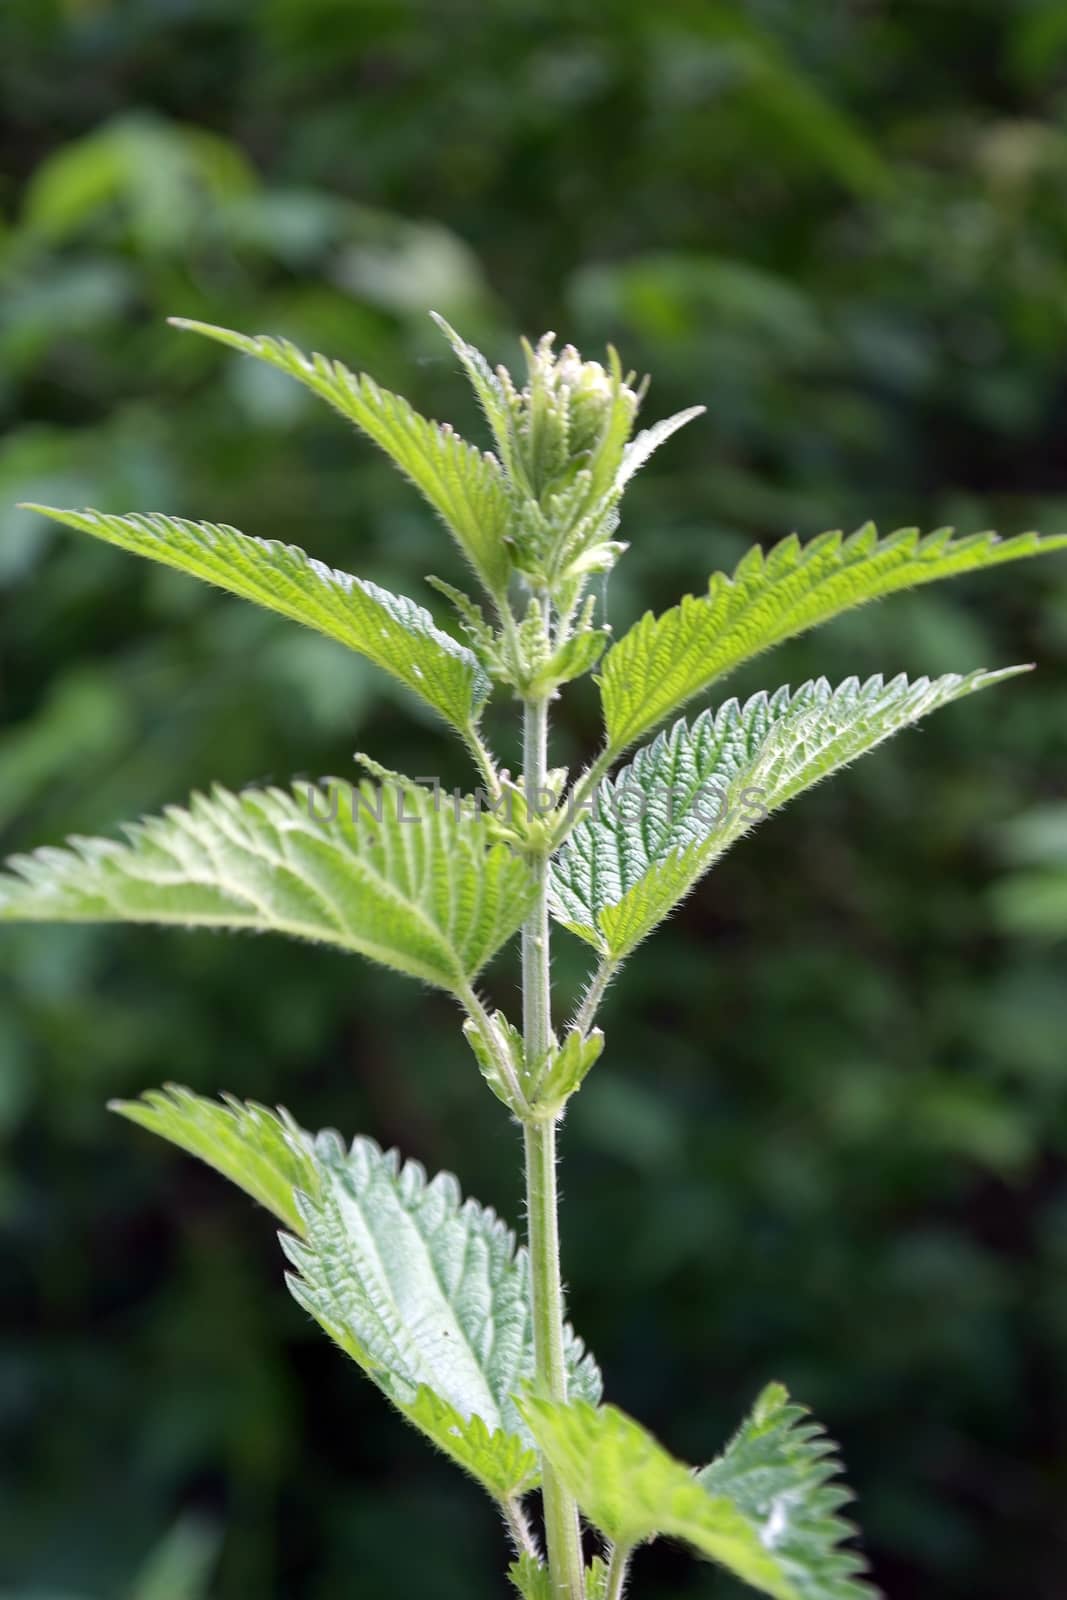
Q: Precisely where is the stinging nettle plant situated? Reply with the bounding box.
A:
[7,313,1067,1600]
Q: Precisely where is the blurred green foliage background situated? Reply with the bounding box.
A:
[2,2,1067,1596]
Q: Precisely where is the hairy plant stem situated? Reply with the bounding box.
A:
[603,1542,632,1600]
[572,955,618,1037]
[503,1496,541,1562]
[522,693,585,1600]
[465,722,502,802]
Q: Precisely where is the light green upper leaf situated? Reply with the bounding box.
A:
[0,778,534,994]
[551,667,1027,958]
[518,1397,795,1598]
[170,318,513,596]
[110,1084,321,1234]
[20,505,487,735]
[430,312,517,480]
[600,523,1067,754]
[697,1384,877,1600]
[616,406,707,491]
[283,1131,602,1498]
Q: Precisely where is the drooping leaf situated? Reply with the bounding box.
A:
[112,1091,593,1501]
[169,319,513,595]
[518,1397,794,1598]
[282,1131,602,1498]
[0,778,534,994]
[697,1384,877,1600]
[600,523,1067,754]
[20,506,488,735]
[552,667,1027,958]
[110,1085,321,1234]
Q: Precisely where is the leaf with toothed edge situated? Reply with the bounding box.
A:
[0,777,535,994]
[110,1085,321,1234]
[697,1384,878,1600]
[508,1554,610,1600]
[518,1397,797,1597]
[550,667,1030,959]
[508,1554,554,1600]
[281,1131,602,1498]
[168,319,513,595]
[111,1091,600,1501]
[19,505,488,735]
[430,313,518,481]
[599,522,1067,755]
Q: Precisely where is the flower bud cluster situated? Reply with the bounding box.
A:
[498,333,644,593]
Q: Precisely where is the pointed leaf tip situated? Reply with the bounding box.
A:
[699,1384,878,1598]
[168,319,514,596]
[601,523,1067,753]
[553,668,1026,959]
[22,504,488,732]
[1,777,534,992]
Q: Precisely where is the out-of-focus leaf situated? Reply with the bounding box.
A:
[127,1514,220,1600]
[697,1383,876,1599]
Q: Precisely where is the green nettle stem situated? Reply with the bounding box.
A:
[522,694,586,1600]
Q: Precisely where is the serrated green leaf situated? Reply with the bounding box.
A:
[552,668,1027,958]
[525,626,608,698]
[527,1027,604,1114]
[508,1554,610,1600]
[600,523,1067,754]
[169,319,513,596]
[404,1386,539,1500]
[508,1554,554,1600]
[0,777,534,994]
[697,1384,878,1600]
[462,1007,526,1111]
[584,1555,611,1599]
[112,1091,582,1501]
[518,1398,795,1598]
[20,506,487,735]
[430,313,518,480]
[110,1085,320,1233]
[282,1132,601,1498]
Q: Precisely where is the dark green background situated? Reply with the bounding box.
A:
[3,3,1067,1596]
